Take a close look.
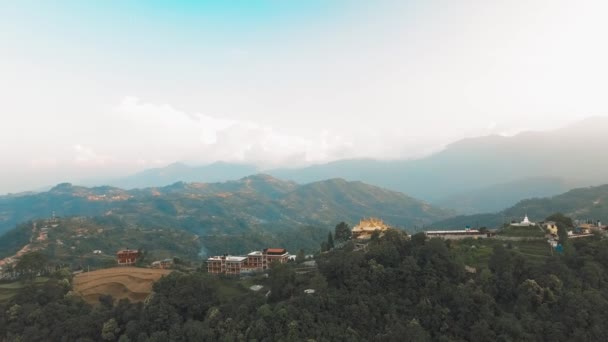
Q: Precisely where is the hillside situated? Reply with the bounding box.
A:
[5,227,608,341]
[87,118,608,214]
[0,175,452,256]
[280,179,447,226]
[96,161,258,190]
[434,177,576,214]
[0,216,202,268]
[432,183,608,228]
[267,117,608,211]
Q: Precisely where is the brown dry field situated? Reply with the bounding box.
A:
[73,267,171,304]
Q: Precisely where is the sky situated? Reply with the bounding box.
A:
[1,0,608,193]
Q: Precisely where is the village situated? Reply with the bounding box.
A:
[2,213,606,280]
[424,214,607,249]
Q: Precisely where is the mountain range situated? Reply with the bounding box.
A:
[0,175,451,239]
[93,117,608,214]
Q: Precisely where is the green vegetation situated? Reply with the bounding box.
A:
[201,225,328,256]
[0,176,452,238]
[434,184,608,228]
[0,277,49,303]
[498,225,546,238]
[333,221,351,242]
[7,217,203,269]
[452,237,553,269]
[3,228,608,340]
[0,176,453,260]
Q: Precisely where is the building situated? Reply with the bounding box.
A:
[151,258,173,269]
[263,248,289,265]
[425,229,488,240]
[352,217,391,239]
[207,255,248,275]
[116,249,140,266]
[511,215,536,227]
[576,223,595,234]
[207,248,290,275]
[543,221,558,235]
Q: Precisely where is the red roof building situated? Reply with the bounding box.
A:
[116,249,140,266]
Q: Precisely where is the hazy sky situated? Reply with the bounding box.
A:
[1,0,608,193]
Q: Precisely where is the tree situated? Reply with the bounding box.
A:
[327,232,334,250]
[296,249,306,263]
[102,318,120,341]
[15,251,47,280]
[334,222,351,242]
[546,213,574,228]
[269,263,296,302]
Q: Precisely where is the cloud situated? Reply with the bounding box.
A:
[112,96,354,167]
[73,144,112,166]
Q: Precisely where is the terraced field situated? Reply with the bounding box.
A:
[73,267,171,304]
[454,238,552,269]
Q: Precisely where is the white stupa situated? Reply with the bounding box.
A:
[511,214,535,227]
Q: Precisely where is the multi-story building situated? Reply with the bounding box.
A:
[116,249,140,266]
[207,248,289,275]
[263,248,289,265]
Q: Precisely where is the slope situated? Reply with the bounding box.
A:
[432,184,608,228]
[268,117,608,205]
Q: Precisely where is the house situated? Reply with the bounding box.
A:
[152,258,173,269]
[543,221,558,235]
[116,249,140,266]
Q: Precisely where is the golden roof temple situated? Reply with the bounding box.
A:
[352,217,390,239]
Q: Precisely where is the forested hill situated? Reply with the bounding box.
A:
[4,228,608,340]
[432,184,608,228]
[0,175,452,238]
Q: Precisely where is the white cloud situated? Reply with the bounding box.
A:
[112,96,356,168]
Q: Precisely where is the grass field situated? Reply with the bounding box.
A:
[73,267,171,304]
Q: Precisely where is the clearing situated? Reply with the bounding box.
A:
[73,267,171,304]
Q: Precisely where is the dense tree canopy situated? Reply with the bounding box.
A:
[3,227,608,341]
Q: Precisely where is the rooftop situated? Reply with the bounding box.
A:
[117,249,139,254]
[264,248,287,254]
[226,256,247,262]
[352,217,390,232]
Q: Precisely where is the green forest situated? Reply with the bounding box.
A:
[2,226,608,341]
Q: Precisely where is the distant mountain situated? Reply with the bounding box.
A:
[268,117,608,209]
[82,117,608,214]
[432,183,608,228]
[434,177,576,214]
[101,161,259,189]
[0,175,452,238]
